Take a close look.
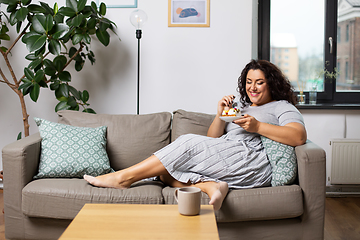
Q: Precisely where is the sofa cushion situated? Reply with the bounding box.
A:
[33,118,112,179]
[22,179,165,219]
[171,109,216,141]
[162,185,303,222]
[57,111,172,170]
[261,136,297,186]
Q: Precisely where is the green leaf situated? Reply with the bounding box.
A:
[70,13,84,27]
[55,101,71,112]
[28,58,42,69]
[45,15,54,32]
[24,67,34,80]
[34,69,44,83]
[50,80,60,90]
[99,19,110,31]
[39,2,54,15]
[66,0,78,12]
[91,1,98,13]
[25,34,47,52]
[18,81,32,91]
[21,0,32,5]
[67,96,77,107]
[81,90,89,102]
[83,33,91,44]
[22,31,38,43]
[69,85,81,100]
[17,132,22,140]
[96,28,110,46]
[72,33,83,45]
[58,7,76,17]
[75,60,84,71]
[9,12,18,25]
[0,33,10,41]
[58,71,71,82]
[77,0,86,12]
[54,2,58,14]
[30,83,40,102]
[15,7,29,22]
[27,4,46,13]
[25,53,38,60]
[59,83,69,98]
[53,55,67,71]
[48,39,61,55]
[99,2,106,16]
[32,14,46,34]
[52,23,69,39]
[83,108,96,114]
[87,18,97,29]
[16,21,22,33]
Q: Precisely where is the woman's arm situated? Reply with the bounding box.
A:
[233,114,307,147]
[207,95,235,138]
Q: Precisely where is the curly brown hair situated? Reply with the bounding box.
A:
[238,59,297,107]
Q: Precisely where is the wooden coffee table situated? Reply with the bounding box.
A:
[59,204,219,240]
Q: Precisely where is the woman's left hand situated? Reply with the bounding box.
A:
[232,114,260,133]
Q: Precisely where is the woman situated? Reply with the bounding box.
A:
[84,59,307,211]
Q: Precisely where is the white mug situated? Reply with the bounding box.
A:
[174,187,201,216]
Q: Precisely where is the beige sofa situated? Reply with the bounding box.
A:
[2,109,326,240]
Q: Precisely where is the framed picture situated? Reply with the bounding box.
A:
[168,0,210,27]
[97,0,137,8]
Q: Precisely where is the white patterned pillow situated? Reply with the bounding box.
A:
[260,136,297,186]
[34,118,113,179]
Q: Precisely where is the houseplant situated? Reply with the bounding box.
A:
[296,62,339,104]
[0,0,117,138]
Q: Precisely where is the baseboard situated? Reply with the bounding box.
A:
[326,185,360,197]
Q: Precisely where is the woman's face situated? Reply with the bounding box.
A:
[245,69,273,106]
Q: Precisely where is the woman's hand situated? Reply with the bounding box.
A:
[208,95,235,138]
[232,114,260,133]
[217,95,235,116]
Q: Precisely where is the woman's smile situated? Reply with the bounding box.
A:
[246,69,273,106]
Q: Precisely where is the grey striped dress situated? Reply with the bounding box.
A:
[154,100,305,189]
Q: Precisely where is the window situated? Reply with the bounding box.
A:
[258,0,360,105]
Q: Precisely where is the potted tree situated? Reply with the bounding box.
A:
[0,0,118,138]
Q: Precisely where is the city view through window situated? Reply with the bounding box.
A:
[270,0,360,93]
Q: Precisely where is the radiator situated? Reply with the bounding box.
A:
[330,139,360,184]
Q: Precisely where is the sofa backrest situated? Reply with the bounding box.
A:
[171,109,216,141]
[57,110,172,170]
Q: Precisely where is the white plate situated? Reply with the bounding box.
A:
[219,116,241,122]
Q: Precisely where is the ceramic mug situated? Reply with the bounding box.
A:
[174,187,201,216]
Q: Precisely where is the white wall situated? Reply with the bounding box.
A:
[1,0,360,187]
[0,0,254,168]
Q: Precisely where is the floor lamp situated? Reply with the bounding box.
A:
[130,10,148,115]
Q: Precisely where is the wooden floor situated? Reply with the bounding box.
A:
[0,189,358,240]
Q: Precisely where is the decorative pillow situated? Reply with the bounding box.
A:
[260,136,297,186]
[34,117,113,179]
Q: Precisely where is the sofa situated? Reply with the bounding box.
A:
[2,109,326,240]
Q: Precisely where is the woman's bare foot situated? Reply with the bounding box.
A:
[83,172,131,189]
[208,182,229,211]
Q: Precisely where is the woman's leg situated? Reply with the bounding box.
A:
[84,155,229,211]
[84,155,168,189]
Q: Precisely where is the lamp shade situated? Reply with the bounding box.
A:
[129,9,148,29]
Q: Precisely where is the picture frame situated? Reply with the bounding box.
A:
[97,0,137,8]
[168,0,210,27]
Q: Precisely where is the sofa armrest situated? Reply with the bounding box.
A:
[2,133,41,239]
[295,140,326,240]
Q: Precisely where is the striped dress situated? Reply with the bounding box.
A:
[154,100,305,189]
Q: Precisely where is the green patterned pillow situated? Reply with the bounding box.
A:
[34,118,113,179]
[260,136,297,186]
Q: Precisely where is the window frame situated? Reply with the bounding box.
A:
[258,0,360,106]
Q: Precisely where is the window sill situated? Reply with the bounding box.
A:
[296,103,360,110]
